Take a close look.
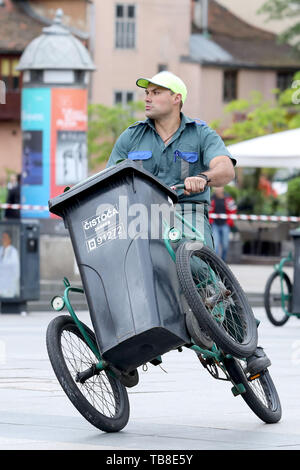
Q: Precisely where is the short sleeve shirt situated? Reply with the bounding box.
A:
[107,113,236,204]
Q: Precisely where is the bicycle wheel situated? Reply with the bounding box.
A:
[224,356,282,423]
[264,271,292,326]
[176,242,257,358]
[46,315,130,432]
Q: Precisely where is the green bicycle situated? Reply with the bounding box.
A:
[264,251,300,326]
[46,179,281,432]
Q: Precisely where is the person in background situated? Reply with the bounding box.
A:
[5,173,21,219]
[0,230,20,297]
[209,187,237,262]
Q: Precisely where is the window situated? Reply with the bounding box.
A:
[158,64,168,73]
[0,57,21,90]
[115,3,136,49]
[223,70,238,102]
[114,90,134,106]
[277,71,295,92]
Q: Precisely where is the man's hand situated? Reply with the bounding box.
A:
[183,156,235,195]
[183,176,207,195]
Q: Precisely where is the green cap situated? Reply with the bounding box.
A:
[136,71,187,104]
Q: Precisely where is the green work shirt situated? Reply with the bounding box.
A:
[107,113,236,204]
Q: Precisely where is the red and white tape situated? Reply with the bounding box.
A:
[0,203,48,211]
[210,214,300,222]
[1,204,300,222]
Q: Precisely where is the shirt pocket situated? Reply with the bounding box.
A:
[128,150,154,173]
[128,151,152,161]
[174,149,198,163]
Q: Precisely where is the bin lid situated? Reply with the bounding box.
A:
[48,160,179,217]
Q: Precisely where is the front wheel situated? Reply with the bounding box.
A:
[224,357,282,424]
[46,315,130,432]
[264,271,292,326]
[176,243,257,358]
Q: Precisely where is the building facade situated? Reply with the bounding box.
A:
[0,0,299,181]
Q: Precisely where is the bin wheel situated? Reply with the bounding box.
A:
[264,271,292,326]
[223,356,282,424]
[46,315,130,433]
[176,243,257,358]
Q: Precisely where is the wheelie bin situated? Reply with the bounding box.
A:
[48,160,190,372]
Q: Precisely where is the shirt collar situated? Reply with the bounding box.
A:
[146,113,196,132]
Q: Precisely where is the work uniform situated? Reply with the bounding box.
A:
[107,113,236,249]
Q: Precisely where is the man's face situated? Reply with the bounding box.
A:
[144,83,178,119]
[2,233,11,247]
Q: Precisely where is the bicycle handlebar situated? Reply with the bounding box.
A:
[170,184,185,191]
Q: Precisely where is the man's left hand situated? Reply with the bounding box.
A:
[184,176,207,195]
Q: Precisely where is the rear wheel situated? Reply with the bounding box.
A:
[176,242,257,358]
[264,271,292,326]
[46,315,130,432]
[224,357,282,424]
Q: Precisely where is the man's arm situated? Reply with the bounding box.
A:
[184,155,235,195]
[106,130,129,168]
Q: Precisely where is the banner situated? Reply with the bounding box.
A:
[21,87,51,218]
[50,88,88,201]
[21,87,88,218]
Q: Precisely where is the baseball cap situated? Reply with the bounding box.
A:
[136,71,187,104]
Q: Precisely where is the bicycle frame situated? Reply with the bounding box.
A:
[273,251,297,317]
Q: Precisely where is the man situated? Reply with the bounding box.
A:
[107,71,270,375]
[0,230,20,298]
[107,71,235,250]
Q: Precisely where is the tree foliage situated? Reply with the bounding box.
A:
[87,101,144,169]
[214,71,300,215]
[221,71,300,144]
[258,0,300,55]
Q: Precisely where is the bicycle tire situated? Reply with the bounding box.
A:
[264,271,292,327]
[185,309,214,349]
[176,242,257,358]
[224,356,282,424]
[46,315,130,433]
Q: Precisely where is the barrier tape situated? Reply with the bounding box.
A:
[0,203,48,211]
[1,203,300,222]
[209,214,300,222]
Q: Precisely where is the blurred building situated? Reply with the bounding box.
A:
[0,0,90,183]
[0,0,300,181]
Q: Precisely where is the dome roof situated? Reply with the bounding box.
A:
[17,9,95,71]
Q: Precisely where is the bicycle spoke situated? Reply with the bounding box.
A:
[60,329,117,417]
[192,254,248,344]
[238,360,273,409]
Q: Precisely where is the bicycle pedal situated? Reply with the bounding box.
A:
[249,373,261,381]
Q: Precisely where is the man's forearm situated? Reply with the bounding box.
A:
[204,156,235,187]
[181,156,236,195]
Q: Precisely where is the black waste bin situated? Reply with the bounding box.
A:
[0,219,40,313]
[49,161,190,372]
[290,229,300,314]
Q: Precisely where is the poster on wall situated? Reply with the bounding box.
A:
[22,130,43,185]
[55,130,87,186]
[21,87,51,218]
[50,88,88,200]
